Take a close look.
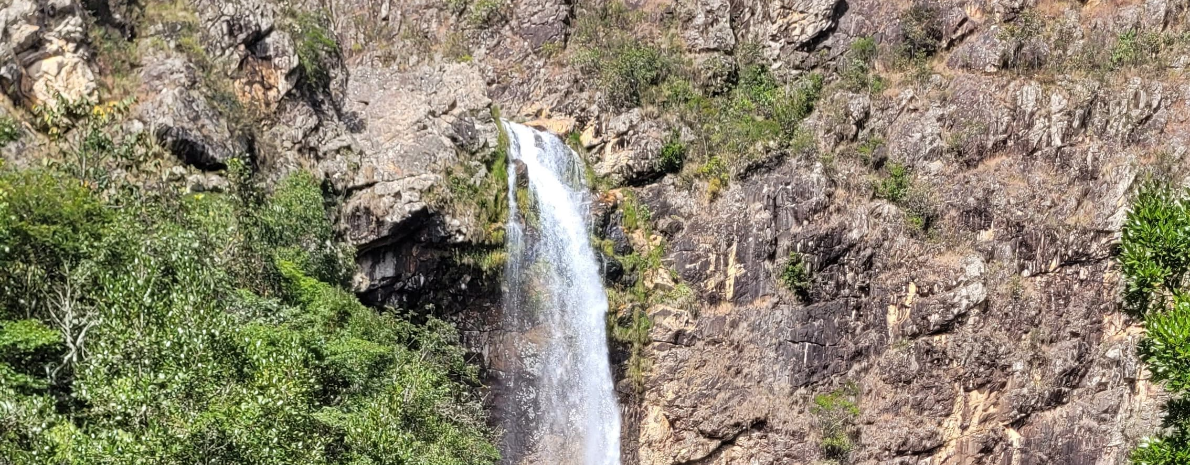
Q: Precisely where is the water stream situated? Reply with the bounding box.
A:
[500,122,621,465]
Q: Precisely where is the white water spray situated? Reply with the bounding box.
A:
[500,122,621,465]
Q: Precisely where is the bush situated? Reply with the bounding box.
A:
[658,132,686,173]
[570,1,675,108]
[874,162,911,202]
[998,9,1048,72]
[780,252,811,297]
[812,384,861,462]
[899,2,944,58]
[0,116,20,147]
[290,11,339,90]
[467,0,507,26]
[842,37,886,94]
[610,306,652,392]
[1119,182,1190,463]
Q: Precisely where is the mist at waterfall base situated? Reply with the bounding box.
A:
[497,122,622,465]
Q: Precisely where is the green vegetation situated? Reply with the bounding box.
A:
[0,116,20,147]
[289,11,340,91]
[467,0,507,26]
[812,383,861,462]
[897,2,943,59]
[611,305,652,392]
[855,137,883,165]
[992,8,1190,76]
[0,99,498,463]
[780,252,812,298]
[997,9,1047,72]
[604,191,696,392]
[659,67,824,197]
[658,132,686,173]
[841,37,887,95]
[570,1,675,108]
[1119,182,1190,464]
[874,162,911,202]
[871,162,937,234]
[567,2,824,195]
[902,189,939,234]
[86,21,141,100]
[889,1,942,86]
[436,110,510,246]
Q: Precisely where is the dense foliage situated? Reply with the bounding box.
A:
[1120,183,1190,464]
[0,158,497,462]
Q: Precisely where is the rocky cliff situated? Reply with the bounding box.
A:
[1,0,1185,463]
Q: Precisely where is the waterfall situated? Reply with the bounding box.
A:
[499,122,621,465]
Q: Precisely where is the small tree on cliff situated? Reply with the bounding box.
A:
[1121,182,1190,464]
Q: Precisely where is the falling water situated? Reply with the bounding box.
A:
[499,122,621,465]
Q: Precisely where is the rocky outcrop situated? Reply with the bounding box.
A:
[136,52,249,170]
[590,109,670,186]
[342,63,500,312]
[732,0,843,60]
[0,0,96,106]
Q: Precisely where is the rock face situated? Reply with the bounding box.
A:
[342,63,498,308]
[0,0,1184,464]
[0,0,97,106]
[136,52,249,170]
[732,0,843,58]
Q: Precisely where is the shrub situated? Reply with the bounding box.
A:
[903,188,939,233]
[0,164,499,464]
[290,11,339,90]
[467,0,507,26]
[1119,182,1190,463]
[433,112,510,245]
[599,42,672,107]
[899,2,944,58]
[0,116,19,147]
[812,384,861,461]
[780,252,812,297]
[658,132,686,173]
[621,191,652,232]
[874,162,911,202]
[611,306,652,392]
[856,137,883,165]
[570,1,675,108]
[842,37,887,94]
[998,9,1048,72]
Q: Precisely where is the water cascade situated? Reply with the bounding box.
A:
[499,122,621,465]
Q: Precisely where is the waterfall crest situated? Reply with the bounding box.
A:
[499,122,621,465]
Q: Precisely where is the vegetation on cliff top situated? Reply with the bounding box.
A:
[0,103,498,464]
